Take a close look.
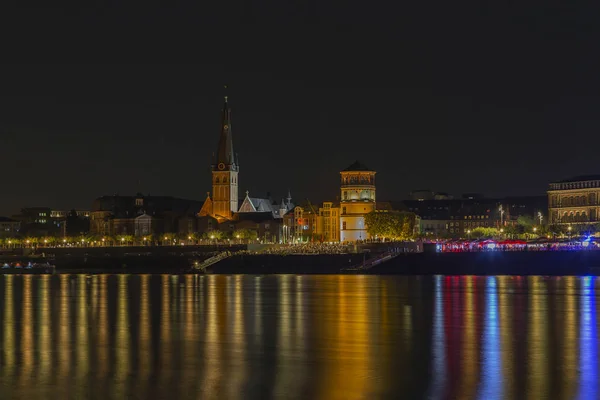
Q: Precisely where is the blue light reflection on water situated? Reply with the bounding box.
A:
[577,276,598,400]
[477,276,502,400]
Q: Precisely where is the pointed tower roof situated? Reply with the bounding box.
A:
[342,160,372,172]
[215,96,236,166]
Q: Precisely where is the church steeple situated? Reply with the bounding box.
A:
[214,95,237,170]
[209,92,239,220]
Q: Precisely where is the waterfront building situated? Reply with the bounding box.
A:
[283,201,319,243]
[548,175,600,224]
[317,202,340,242]
[282,200,341,243]
[340,161,376,242]
[238,190,294,219]
[401,195,546,238]
[90,194,203,237]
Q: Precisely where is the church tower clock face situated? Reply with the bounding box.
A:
[218,163,225,170]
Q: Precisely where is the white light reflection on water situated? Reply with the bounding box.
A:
[427,275,446,399]
[477,276,502,400]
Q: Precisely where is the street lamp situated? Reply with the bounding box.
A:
[467,229,471,239]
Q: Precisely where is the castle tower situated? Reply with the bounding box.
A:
[339,161,376,242]
[211,96,239,219]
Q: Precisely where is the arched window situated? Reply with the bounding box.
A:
[215,177,220,184]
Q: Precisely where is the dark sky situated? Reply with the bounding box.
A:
[1,2,598,215]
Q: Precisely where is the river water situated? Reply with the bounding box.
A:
[0,274,597,399]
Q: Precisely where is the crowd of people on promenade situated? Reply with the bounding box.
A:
[237,242,350,255]
[440,239,600,253]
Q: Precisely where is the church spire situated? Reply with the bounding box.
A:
[215,94,236,169]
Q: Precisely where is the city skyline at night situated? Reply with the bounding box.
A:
[2,2,597,216]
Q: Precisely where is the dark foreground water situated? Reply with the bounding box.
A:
[0,274,598,399]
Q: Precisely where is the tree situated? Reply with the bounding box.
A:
[365,211,416,241]
[471,227,500,239]
[203,230,223,240]
[516,215,534,229]
[233,228,257,241]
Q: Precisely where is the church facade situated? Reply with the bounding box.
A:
[199,97,293,241]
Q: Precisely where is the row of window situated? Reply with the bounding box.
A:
[550,181,600,190]
[552,194,596,207]
[214,176,238,184]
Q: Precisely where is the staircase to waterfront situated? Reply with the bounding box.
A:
[341,251,398,272]
[192,251,232,272]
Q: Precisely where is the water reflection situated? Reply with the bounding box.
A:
[0,274,598,399]
[578,277,598,399]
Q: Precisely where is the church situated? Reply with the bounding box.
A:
[198,96,294,239]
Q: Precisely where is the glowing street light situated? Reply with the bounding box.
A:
[533,227,537,232]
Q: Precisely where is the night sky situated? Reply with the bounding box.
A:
[1,2,597,215]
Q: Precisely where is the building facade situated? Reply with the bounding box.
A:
[317,202,340,242]
[340,161,376,242]
[0,217,20,238]
[548,175,600,224]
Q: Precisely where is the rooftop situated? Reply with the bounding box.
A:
[555,175,600,183]
[342,160,372,172]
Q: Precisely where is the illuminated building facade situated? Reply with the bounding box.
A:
[340,161,376,242]
[200,97,239,221]
[548,175,600,224]
[317,202,340,242]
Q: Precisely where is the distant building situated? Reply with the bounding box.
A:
[409,190,454,201]
[548,175,600,225]
[12,207,62,237]
[0,217,20,237]
[398,195,546,238]
[90,194,203,237]
[340,161,376,242]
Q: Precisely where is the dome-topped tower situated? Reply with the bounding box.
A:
[340,160,376,242]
